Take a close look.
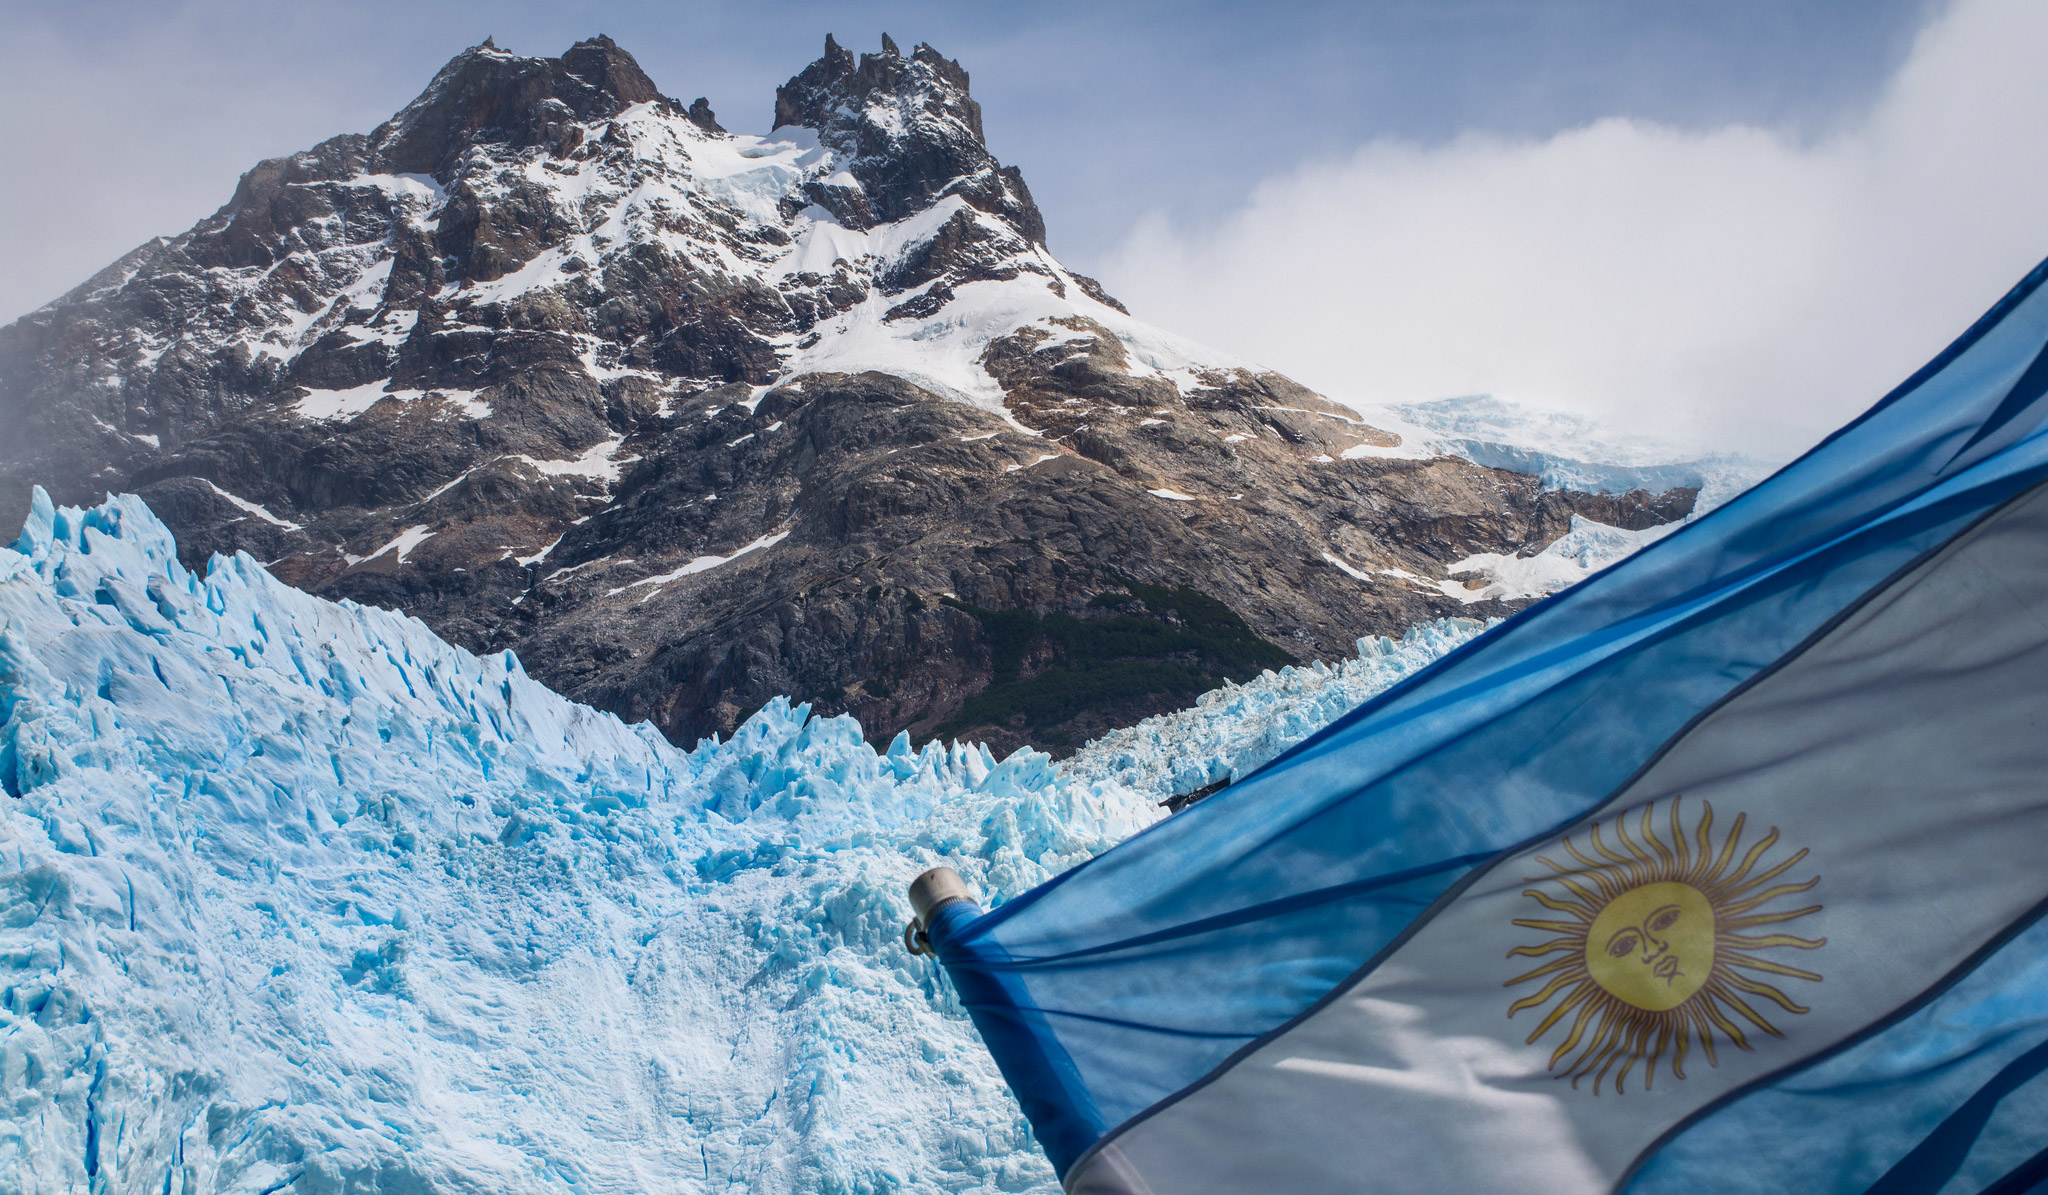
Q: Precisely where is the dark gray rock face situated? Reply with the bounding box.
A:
[0,35,1695,756]
[370,35,667,178]
[772,35,1044,243]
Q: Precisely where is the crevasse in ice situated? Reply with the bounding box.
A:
[0,489,1469,1193]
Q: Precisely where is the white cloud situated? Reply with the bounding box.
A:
[1102,0,2048,458]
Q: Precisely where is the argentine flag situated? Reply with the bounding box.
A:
[913,257,2048,1194]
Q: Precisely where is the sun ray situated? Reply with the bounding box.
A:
[1544,991,1603,1063]
[1588,824,1639,875]
[1645,1021,1674,1090]
[1719,848,1809,900]
[1505,954,1582,986]
[1612,1019,1648,1093]
[1723,972,1813,1016]
[1640,804,1675,874]
[1709,810,1747,877]
[1568,1015,1627,1089]
[1546,848,1622,900]
[1717,955,1825,984]
[1590,1019,1639,1092]
[1688,801,1716,883]
[1722,827,1783,890]
[1622,1015,1664,1093]
[1505,796,1823,1094]
[1715,988,1785,1038]
[1533,981,1600,1050]
[1548,871,1611,909]
[1521,889,1595,919]
[1686,1001,1719,1068]
[1611,817,1646,877]
[1720,878,1819,914]
[1508,940,1583,961]
[1722,933,1826,951]
[1506,971,1582,1016]
[1699,992,1754,1050]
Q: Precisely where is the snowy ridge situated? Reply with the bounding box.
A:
[0,490,1462,1193]
[121,86,1247,431]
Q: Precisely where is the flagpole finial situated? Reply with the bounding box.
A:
[905,866,976,956]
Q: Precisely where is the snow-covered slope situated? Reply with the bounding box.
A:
[0,489,1473,1193]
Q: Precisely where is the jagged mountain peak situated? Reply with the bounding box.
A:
[368,34,671,179]
[777,33,979,140]
[773,33,1042,239]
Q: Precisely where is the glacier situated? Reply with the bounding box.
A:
[0,490,1475,1194]
[1362,394,1775,513]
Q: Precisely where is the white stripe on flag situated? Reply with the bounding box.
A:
[1069,480,2048,1194]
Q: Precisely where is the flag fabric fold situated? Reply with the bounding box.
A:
[927,256,2048,1194]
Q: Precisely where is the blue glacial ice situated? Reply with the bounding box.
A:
[1370,394,1775,513]
[1062,619,1486,802]
[0,489,1473,1193]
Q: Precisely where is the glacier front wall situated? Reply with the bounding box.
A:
[0,483,1473,1194]
[0,487,1163,1194]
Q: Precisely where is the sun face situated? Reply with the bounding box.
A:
[1504,798,1825,1094]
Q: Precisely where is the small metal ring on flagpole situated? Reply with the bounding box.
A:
[903,920,932,956]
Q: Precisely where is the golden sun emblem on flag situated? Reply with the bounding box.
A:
[1503,798,1825,1095]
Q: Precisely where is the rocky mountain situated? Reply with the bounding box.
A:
[0,33,1692,757]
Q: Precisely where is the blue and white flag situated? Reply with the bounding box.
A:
[921,258,2048,1195]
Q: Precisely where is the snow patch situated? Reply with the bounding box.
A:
[515,535,565,568]
[520,438,631,485]
[294,380,392,421]
[200,480,302,530]
[610,528,792,597]
[293,384,487,423]
[1438,514,1678,604]
[364,523,435,564]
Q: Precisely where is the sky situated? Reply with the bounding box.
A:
[7,0,2031,457]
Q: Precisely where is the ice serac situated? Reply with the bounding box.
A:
[0,34,1699,758]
